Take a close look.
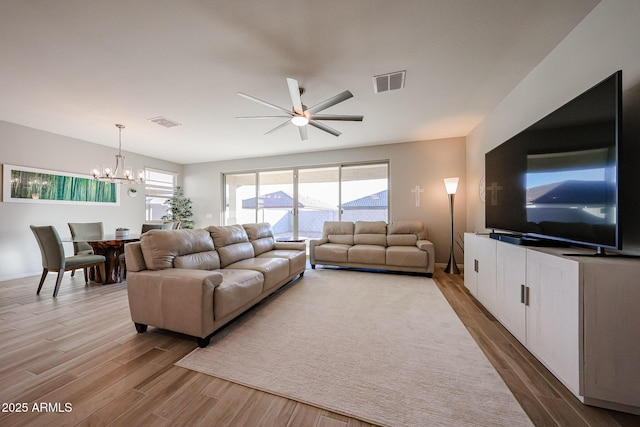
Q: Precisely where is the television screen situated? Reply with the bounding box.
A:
[485,70,621,249]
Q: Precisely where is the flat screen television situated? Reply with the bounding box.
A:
[485,70,622,252]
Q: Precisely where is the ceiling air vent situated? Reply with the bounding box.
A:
[373,70,405,94]
[148,116,182,128]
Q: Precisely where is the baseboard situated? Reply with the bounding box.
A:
[0,271,40,282]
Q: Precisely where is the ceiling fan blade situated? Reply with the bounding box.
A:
[237,115,292,119]
[308,120,342,137]
[298,125,308,141]
[237,92,292,115]
[309,114,363,121]
[307,90,353,114]
[265,120,292,135]
[286,78,304,115]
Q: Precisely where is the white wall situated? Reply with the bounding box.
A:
[0,121,182,280]
[1,120,465,278]
[466,0,640,253]
[184,137,466,265]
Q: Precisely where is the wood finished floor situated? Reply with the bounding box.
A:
[1,268,639,427]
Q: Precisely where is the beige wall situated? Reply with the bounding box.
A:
[466,0,640,254]
[184,137,466,265]
[0,121,182,280]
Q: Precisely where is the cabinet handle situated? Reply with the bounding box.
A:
[525,286,530,306]
[520,284,525,304]
[474,259,479,273]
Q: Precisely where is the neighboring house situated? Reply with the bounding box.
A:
[341,190,388,222]
[242,191,337,238]
[242,190,389,238]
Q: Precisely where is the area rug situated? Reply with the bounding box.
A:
[176,269,532,426]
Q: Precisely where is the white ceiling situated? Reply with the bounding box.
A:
[0,0,599,165]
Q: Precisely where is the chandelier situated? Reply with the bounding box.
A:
[91,124,144,184]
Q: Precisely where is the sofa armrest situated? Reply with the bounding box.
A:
[416,239,434,251]
[273,241,306,251]
[310,238,328,246]
[124,241,146,272]
[416,239,435,273]
[127,269,223,338]
[309,238,328,265]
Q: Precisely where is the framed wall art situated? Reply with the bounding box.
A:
[2,164,120,205]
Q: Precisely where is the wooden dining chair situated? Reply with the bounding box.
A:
[68,222,103,278]
[30,225,106,297]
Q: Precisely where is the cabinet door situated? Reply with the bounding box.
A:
[476,238,497,316]
[496,241,526,343]
[464,234,496,306]
[582,263,640,407]
[526,250,580,396]
[463,233,479,297]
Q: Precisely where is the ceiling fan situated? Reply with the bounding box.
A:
[237,78,363,141]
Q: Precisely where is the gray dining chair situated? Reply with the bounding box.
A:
[30,225,106,297]
[68,222,103,278]
[141,222,175,233]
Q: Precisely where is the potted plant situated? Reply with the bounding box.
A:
[115,227,130,238]
[162,186,194,229]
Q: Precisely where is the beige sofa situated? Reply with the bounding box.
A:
[124,223,306,347]
[309,220,435,276]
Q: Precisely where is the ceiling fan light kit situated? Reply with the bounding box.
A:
[291,116,309,126]
[237,77,363,141]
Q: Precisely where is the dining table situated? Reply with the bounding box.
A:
[67,235,140,284]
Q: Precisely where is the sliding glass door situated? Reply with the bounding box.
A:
[224,172,257,225]
[258,170,294,239]
[341,163,389,222]
[223,161,388,240]
[298,166,340,239]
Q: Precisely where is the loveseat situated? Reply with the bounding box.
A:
[309,220,435,276]
[124,223,306,347]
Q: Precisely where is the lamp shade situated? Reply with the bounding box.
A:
[444,177,459,195]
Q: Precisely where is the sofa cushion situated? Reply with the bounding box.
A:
[225,257,289,291]
[386,246,428,267]
[349,245,386,265]
[208,224,249,246]
[386,234,418,246]
[354,220,387,246]
[174,250,220,270]
[314,243,350,263]
[243,222,275,256]
[257,250,306,277]
[214,269,264,319]
[140,229,215,270]
[355,220,387,234]
[387,220,427,246]
[207,225,255,268]
[323,221,355,245]
[387,220,427,239]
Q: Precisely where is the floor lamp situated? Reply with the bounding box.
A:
[444,177,461,274]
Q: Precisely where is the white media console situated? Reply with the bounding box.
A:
[464,233,640,414]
